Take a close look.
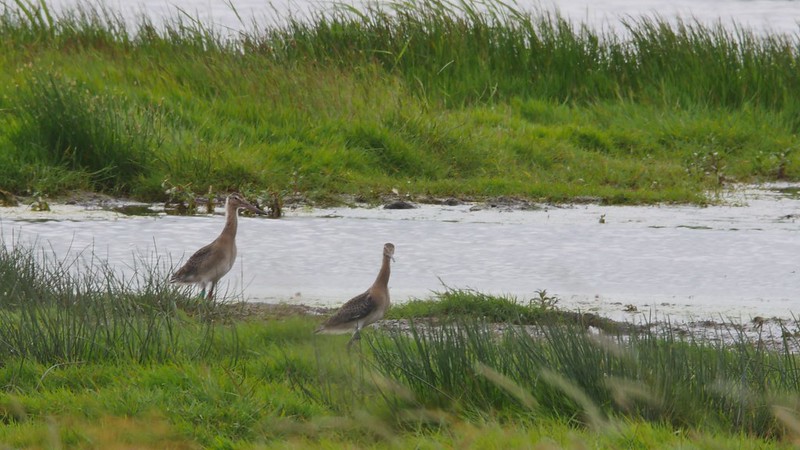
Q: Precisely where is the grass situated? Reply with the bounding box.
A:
[10,74,163,193]
[382,292,800,435]
[2,240,799,447]
[387,288,558,323]
[0,239,216,364]
[3,1,800,446]
[0,0,799,205]
[387,288,631,333]
[368,317,800,436]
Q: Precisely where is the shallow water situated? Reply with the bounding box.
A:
[1,185,799,325]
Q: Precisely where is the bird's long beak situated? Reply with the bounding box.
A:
[244,202,267,215]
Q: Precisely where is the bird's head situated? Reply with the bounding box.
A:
[383,242,395,261]
[227,193,267,215]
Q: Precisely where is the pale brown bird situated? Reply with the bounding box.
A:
[316,242,395,348]
[170,193,266,300]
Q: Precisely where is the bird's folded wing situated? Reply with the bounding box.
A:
[170,244,214,282]
[321,291,376,328]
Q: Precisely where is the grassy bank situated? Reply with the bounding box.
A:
[1,242,800,448]
[1,0,799,206]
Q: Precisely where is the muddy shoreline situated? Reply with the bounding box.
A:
[4,186,800,352]
[219,302,800,353]
[1,189,611,216]
[219,301,800,353]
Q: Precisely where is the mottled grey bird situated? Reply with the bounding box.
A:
[316,242,395,348]
[170,193,266,299]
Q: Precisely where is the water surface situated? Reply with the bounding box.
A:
[2,185,798,324]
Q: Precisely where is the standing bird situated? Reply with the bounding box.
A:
[316,243,395,348]
[170,193,266,300]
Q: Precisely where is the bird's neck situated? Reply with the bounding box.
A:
[373,254,391,288]
[220,202,239,240]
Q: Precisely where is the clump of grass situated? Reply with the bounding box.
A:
[1,0,132,49]
[0,144,91,195]
[0,238,217,364]
[388,288,551,323]
[387,288,624,332]
[366,316,800,439]
[10,73,163,194]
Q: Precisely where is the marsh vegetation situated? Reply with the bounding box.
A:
[1,0,799,206]
[0,243,799,447]
[3,0,800,447]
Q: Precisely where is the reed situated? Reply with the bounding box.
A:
[367,316,800,438]
[4,0,800,116]
[387,288,548,323]
[1,0,130,48]
[256,0,800,114]
[387,288,626,332]
[0,261,797,447]
[0,239,217,364]
[10,73,163,193]
[1,0,799,204]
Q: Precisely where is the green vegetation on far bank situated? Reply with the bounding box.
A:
[1,0,799,206]
[2,241,800,448]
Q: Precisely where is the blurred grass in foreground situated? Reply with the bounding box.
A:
[1,239,800,447]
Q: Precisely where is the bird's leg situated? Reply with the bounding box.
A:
[346,325,362,351]
[198,282,207,299]
[206,281,217,301]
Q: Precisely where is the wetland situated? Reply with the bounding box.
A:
[2,0,800,447]
[2,183,799,343]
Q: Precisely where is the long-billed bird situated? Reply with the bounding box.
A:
[170,193,266,300]
[316,243,395,348]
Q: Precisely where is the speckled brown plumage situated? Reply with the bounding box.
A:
[170,193,265,299]
[316,243,395,347]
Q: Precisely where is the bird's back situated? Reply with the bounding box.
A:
[316,290,381,333]
[171,238,235,284]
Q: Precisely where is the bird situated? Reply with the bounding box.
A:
[170,193,266,300]
[316,242,395,348]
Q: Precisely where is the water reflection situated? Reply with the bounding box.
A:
[1,185,799,324]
